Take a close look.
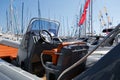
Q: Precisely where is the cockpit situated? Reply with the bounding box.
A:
[18,18,62,77]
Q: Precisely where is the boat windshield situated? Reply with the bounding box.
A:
[27,18,60,36]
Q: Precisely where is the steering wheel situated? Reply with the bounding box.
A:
[39,30,53,44]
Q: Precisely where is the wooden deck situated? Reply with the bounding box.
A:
[0,44,18,59]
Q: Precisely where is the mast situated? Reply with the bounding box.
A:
[38,0,41,18]
[63,16,65,37]
[78,5,83,38]
[38,0,42,30]
[10,0,14,34]
[21,2,24,34]
[84,0,87,37]
[88,0,91,36]
[74,15,79,38]
[91,0,93,36]
[98,13,102,35]
[6,10,9,32]
[67,17,69,37]
[59,16,62,37]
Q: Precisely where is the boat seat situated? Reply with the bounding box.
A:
[42,41,86,65]
[42,41,88,80]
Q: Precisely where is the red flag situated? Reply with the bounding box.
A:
[78,0,90,26]
[84,0,90,10]
[78,10,87,26]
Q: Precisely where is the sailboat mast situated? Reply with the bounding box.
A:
[21,2,24,34]
[38,0,42,30]
[78,5,83,38]
[84,0,87,37]
[38,0,41,18]
[88,1,91,35]
[67,17,69,37]
[63,16,65,37]
[6,11,9,32]
[10,0,13,34]
[91,0,93,36]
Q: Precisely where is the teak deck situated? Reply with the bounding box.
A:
[0,44,18,59]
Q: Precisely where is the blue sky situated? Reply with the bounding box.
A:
[0,0,120,36]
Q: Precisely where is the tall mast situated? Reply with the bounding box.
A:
[63,16,65,37]
[6,10,9,32]
[98,13,102,34]
[91,0,93,36]
[78,5,83,38]
[38,0,43,30]
[84,0,87,37]
[38,0,41,18]
[10,0,14,34]
[67,17,69,37]
[88,0,91,35]
[21,2,24,34]
[59,16,62,37]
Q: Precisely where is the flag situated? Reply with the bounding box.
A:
[78,10,87,26]
[84,0,90,10]
[78,0,90,26]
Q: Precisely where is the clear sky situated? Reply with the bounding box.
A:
[0,0,120,36]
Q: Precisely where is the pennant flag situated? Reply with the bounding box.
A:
[78,0,90,26]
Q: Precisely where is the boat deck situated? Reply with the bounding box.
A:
[0,44,18,59]
[0,59,41,80]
